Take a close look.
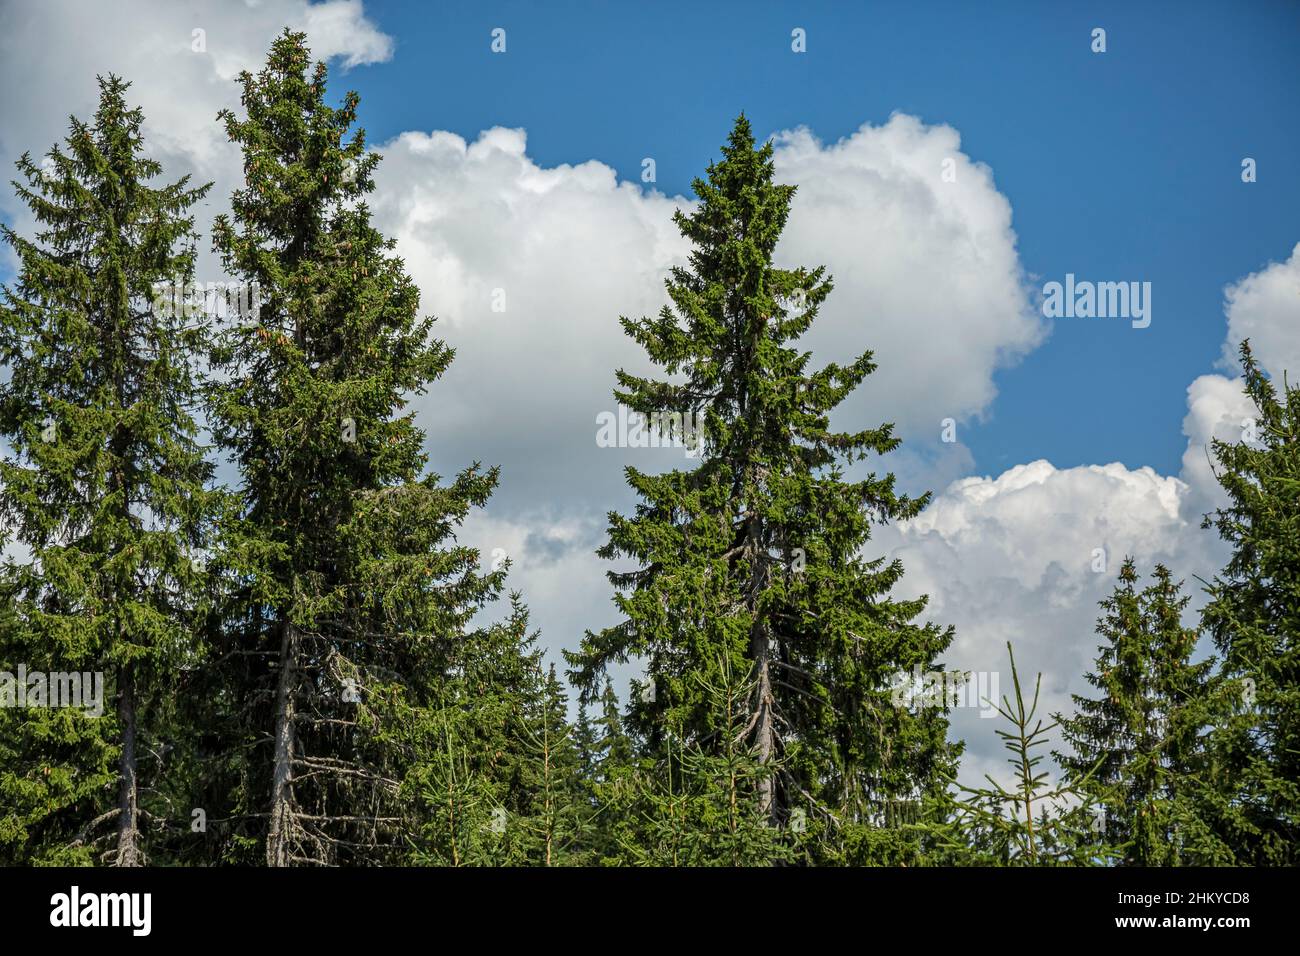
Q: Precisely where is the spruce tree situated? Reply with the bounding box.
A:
[572,697,599,788]
[928,644,1115,866]
[567,115,958,861]
[403,597,586,866]
[0,76,213,865]
[202,31,504,866]
[1200,343,1300,865]
[605,664,797,866]
[515,662,586,864]
[1055,559,1222,865]
[402,610,528,867]
[576,680,636,863]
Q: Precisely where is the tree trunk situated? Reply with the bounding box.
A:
[267,620,297,866]
[114,665,141,866]
[745,509,779,826]
[752,626,777,824]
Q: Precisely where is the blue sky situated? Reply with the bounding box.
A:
[337,0,1300,480]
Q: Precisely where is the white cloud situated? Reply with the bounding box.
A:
[458,509,616,671]
[0,0,392,273]
[773,116,1046,435]
[1220,242,1300,383]
[879,458,1224,783]
[1179,373,1259,518]
[370,126,691,514]
[301,0,393,68]
[1176,245,1300,520]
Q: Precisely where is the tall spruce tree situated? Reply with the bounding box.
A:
[202,31,504,866]
[567,115,958,861]
[0,76,213,865]
[1200,343,1300,865]
[1055,559,1223,865]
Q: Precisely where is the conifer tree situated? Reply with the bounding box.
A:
[596,680,635,772]
[927,645,1115,866]
[1055,559,1223,865]
[402,598,585,866]
[567,115,958,859]
[605,665,797,866]
[1200,343,1300,865]
[202,31,504,866]
[513,662,586,865]
[573,697,599,784]
[0,76,213,864]
[575,680,636,863]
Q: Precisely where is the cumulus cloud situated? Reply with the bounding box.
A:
[459,509,615,651]
[1220,242,1300,383]
[773,116,1046,436]
[1175,245,1300,521]
[0,0,392,274]
[1179,373,1260,518]
[369,125,692,517]
[300,0,393,68]
[879,459,1224,783]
